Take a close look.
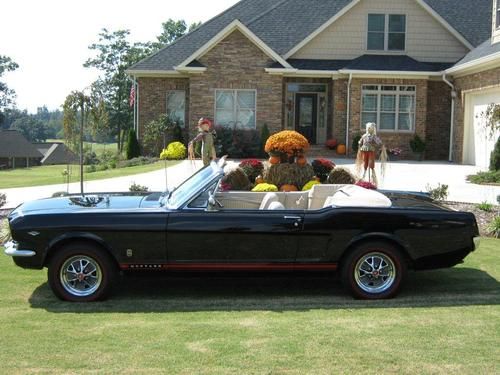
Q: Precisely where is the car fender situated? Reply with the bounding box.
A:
[44,232,115,266]
[339,231,412,264]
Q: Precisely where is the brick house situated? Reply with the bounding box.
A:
[127,0,499,165]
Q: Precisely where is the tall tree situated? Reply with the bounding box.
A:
[0,55,19,125]
[151,19,201,51]
[84,29,150,150]
[11,116,48,142]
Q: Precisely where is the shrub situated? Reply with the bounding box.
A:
[160,142,187,160]
[221,168,252,191]
[467,170,500,185]
[214,126,261,158]
[239,159,264,183]
[143,114,182,156]
[129,183,149,193]
[302,180,321,191]
[426,183,449,201]
[264,130,310,156]
[356,181,377,190]
[117,156,158,169]
[85,165,97,173]
[327,167,356,184]
[490,136,500,171]
[352,134,362,153]
[260,124,270,157]
[410,134,426,153]
[0,193,6,208]
[83,149,99,165]
[252,183,278,192]
[477,201,493,212]
[488,216,500,238]
[125,129,141,160]
[312,159,335,182]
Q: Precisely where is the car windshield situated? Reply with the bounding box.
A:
[167,163,222,208]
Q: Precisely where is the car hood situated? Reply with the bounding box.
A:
[9,192,164,218]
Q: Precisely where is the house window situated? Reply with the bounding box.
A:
[367,14,406,51]
[497,0,500,29]
[361,85,415,132]
[166,91,186,127]
[215,90,256,129]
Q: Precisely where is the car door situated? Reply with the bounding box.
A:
[166,208,304,265]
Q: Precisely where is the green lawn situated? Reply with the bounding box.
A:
[0,161,174,189]
[0,239,498,373]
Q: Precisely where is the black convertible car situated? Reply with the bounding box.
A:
[4,160,480,301]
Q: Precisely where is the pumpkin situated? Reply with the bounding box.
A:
[296,156,307,166]
[280,184,298,192]
[255,175,264,185]
[336,144,346,155]
[269,156,280,165]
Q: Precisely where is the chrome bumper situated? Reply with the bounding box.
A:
[3,241,36,257]
[473,237,481,251]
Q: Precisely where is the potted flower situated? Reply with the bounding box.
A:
[388,147,403,161]
[325,139,338,150]
[409,135,426,161]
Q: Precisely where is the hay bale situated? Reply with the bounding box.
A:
[327,167,357,184]
[264,164,314,189]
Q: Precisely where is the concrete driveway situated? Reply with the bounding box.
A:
[1,159,498,209]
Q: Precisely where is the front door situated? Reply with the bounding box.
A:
[295,94,317,144]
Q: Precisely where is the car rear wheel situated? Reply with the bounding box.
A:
[48,242,117,302]
[342,241,406,299]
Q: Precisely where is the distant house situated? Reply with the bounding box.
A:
[127,0,500,166]
[34,142,78,165]
[0,130,43,169]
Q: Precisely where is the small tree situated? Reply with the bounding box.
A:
[125,129,141,160]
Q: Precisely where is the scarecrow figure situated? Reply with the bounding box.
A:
[356,122,387,185]
[188,118,217,166]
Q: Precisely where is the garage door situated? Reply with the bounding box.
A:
[463,88,500,168]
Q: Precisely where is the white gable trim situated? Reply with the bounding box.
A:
[284,0,362,59]
[414,0,474,50]
[446,51,500,76]
[175,19,292,70]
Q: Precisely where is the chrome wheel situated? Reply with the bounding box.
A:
[59,255,102,297]
[354,252,396,294]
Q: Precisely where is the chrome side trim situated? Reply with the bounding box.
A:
[473,237,481,251]
[3,241,36,257]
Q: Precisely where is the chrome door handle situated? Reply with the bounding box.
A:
[284,216,302,222]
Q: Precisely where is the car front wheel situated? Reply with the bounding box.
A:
[48,242,116,302]
[342,242,406,299]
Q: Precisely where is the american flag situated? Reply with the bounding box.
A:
[129,84,136,108]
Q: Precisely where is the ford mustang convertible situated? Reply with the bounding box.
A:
[4,159,480,301]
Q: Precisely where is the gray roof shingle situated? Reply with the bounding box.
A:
[452,38,500,68]
[0,130,44,158]
[129,0,493,73]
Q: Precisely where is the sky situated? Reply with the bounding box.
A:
[0,0,239,113]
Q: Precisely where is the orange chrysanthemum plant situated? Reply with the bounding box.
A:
[264,131,310,164]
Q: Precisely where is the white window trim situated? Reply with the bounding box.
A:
[366,13,407,53]
[166,90,186,128]
[361,85,416,133]
[214,89,258,129]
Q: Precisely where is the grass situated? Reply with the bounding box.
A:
[0,238,498,373]
[0,161,175,189]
